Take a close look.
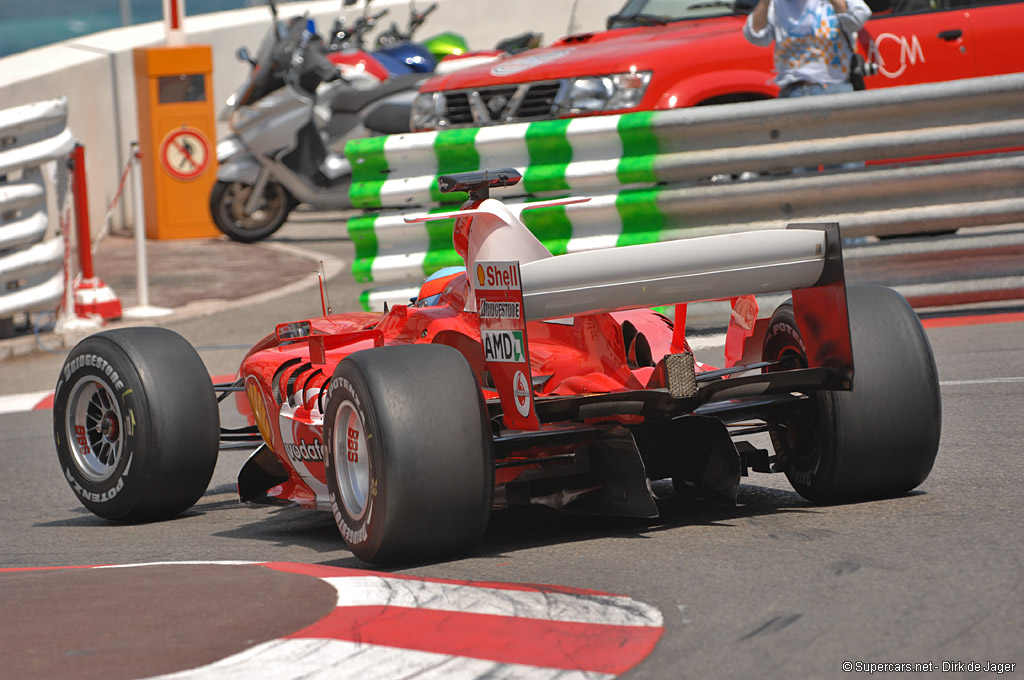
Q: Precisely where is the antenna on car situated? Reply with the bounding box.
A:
[567,0,580,35]
[318,261,333,316]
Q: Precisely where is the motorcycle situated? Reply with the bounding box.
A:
[370,0,479,73]
[211,0,542,243]
[332,0,452,75]
[211,3,427,243]
[334,0,540,76]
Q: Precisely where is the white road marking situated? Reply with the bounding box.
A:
[939,377,1024,386]
[324,575,664,627]
[151,638,615,680]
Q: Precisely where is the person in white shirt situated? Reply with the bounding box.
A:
[744,0,871,99]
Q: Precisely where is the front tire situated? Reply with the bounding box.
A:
[209,179,295,243]
[53,328,220,521]
[323,344,494,564]
[762,285,941,503]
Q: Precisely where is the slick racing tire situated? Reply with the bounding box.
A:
[761,285,941,503]
[53,328,220,522]
[209,179,295,243]
[323,344,494,565]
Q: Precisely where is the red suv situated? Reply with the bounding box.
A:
[410,0,1024,130]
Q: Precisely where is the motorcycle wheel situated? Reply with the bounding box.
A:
[209,179,295,243]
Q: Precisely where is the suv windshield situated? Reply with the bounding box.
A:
[606,0,755,28]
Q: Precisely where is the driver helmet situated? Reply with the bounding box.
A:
[414,266,465,307]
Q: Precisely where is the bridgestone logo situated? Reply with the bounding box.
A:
[479,299,521,320]
[64,354,125,391]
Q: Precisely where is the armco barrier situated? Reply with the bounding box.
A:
[0,98,74,334]
[347,73,1024,209]
[344,73,1024,299]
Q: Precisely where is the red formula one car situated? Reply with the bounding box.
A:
[53,168,941,565]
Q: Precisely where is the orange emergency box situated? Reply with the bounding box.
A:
[133,45,219,239]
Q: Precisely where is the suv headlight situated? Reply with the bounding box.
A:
[565,70,651,114]
[410,91,442,131]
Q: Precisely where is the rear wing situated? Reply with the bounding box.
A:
[518,227,826,319]
[418,170,853,428]
[519,222,852,384]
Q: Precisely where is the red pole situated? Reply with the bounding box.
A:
[169,0,181,30]
[70,143,94,281]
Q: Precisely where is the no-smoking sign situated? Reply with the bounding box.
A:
[159,127,211,180]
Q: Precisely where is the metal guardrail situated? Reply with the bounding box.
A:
[0,98,75,333]
[344,73,1024,299]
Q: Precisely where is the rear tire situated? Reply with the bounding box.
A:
[323,344,494,564]
[53,328,220,521]
[209,179,295,243]
[762,285,941,503]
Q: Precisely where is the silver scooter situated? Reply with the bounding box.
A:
[211,6,423,242]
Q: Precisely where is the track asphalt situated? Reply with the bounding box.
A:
[0,563,338,680]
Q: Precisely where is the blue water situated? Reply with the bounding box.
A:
[0,1,301,58]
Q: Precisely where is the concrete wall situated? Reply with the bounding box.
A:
[0,0,621,238]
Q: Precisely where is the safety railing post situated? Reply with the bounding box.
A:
[133,142,149,308]
[122,141,171,319]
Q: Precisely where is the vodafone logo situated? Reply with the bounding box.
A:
[513,370,531,417]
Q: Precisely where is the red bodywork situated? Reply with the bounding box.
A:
[238,273,706,509]
[235,169,853,515]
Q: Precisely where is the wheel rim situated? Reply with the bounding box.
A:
[332,400,370,520]
[221,182,288,232]
[66,376,125,483]
[767,346,820,473]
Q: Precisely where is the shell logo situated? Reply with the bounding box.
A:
[476,263,485,286]
[245,376,274,451]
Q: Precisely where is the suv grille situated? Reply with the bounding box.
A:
[440,80,563,127]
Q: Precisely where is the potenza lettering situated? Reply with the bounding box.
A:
[482,330,525,363]
[479,299,522,320]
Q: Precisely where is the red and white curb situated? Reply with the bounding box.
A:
[11,561,664,680]
[0,389,53,415]
[155,562,663,680]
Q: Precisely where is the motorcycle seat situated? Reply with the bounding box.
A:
[331,73,427,114]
